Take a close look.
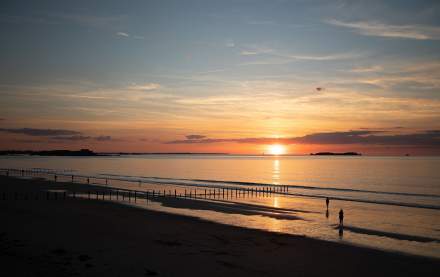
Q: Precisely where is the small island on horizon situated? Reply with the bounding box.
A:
[310,152,362,156]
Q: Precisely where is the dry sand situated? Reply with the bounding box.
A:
[1,176,439,276]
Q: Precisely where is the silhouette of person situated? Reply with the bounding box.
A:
[339,209,344,227]
[326,197,330,209]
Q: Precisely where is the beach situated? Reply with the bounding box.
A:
[1,175,439,276]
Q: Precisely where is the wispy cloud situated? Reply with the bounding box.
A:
[186,134,206,140]
[350,65,383,73]
[240,46,274,56]
[116,32,144,39]
[281,52,360,61]
[326,19,440,40]
[225,39,235,48]
[116,31,129,37]
[127,83,161,91]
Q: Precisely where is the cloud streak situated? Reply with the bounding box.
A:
[49,135,114,142]
[166,130,440,147]
[327,19,440,40]
[128,83,161,91]
[116,31,129,37]
[186,134,206,140]
[0,128,81,136]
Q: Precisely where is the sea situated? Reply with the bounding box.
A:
[1,154,439,258]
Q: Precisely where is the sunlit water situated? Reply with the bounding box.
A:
[1,155,439,258]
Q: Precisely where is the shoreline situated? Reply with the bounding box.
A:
[1,176,439,276]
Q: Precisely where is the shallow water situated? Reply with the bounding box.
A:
[1,154,439,258]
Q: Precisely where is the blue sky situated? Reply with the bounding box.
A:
[1,0,440,154]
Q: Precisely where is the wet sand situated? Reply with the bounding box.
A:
[1,176,439,276]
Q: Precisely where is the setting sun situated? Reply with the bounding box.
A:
[267,144,286,155]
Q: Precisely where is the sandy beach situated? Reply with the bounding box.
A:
[1,175,439,276]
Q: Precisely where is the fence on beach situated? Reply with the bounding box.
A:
[0,168,290,203]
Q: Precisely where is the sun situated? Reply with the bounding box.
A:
[267,144,286,155]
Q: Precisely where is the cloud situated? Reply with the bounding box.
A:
[128,83,161,91]
[240,46,273,56]
[326,19,440,40]
[50,135,114,142]
[282,52,360,61]
[0,128,81,136]
[186,134,206,140]
[165,130,440,147]
[116,32,145,40]
[95,135,112,141]
[350,65,383,73]
[50,135,91,141]
[116,31,130,37]
[0,127,115,142]
[225,39,235,47]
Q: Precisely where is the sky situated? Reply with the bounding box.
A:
[1,0,440,155]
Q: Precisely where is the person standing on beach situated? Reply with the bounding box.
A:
[339,209,344,227]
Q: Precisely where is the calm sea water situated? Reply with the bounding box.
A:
[1,155,439,258]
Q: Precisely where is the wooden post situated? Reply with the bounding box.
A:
[102,191,105,200]
[175,189,177,197]
[72,175,74,182]
[135,191,137,202]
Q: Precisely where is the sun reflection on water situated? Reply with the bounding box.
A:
[272,159,280,184]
